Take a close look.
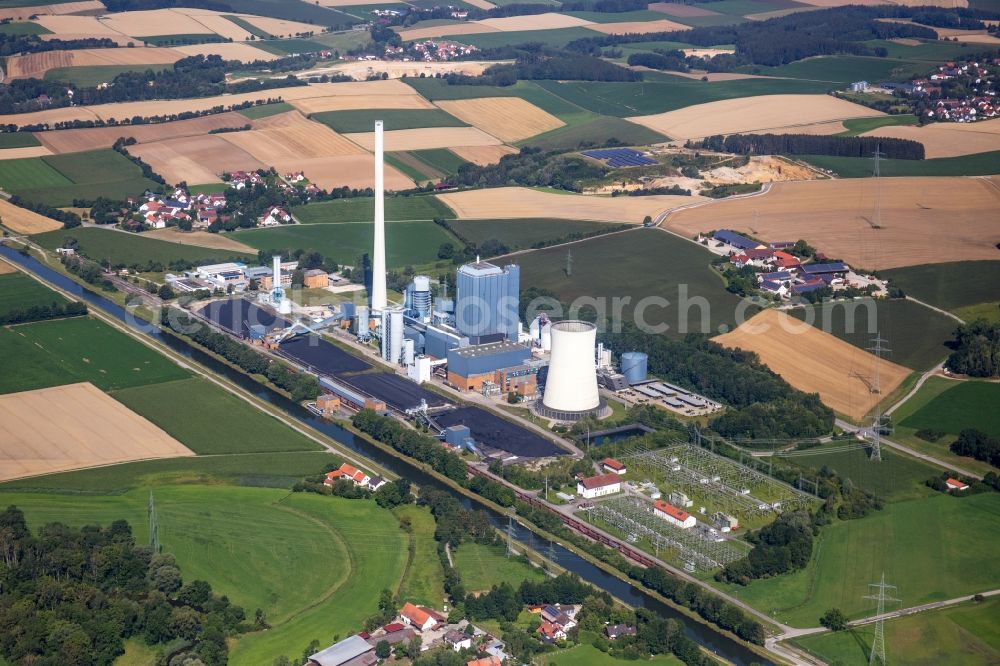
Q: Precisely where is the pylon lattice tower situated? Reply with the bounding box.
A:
[148,491,159,553]
[868,334,890,462]
[864,572,899,665]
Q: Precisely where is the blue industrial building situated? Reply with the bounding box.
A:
[447,340,530,380]
[455,260,519,342]
[621,352,648,385]
[425,324,467,359]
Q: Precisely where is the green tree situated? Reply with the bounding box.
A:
[375,640,391,659]
[820,608,849,631]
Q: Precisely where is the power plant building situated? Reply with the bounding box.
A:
[447,340,531,391]
[405,275,433,322]
[455,260,519,343]
[621,352,648,385]
[380,306,405,363]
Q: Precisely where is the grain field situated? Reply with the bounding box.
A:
[36,112,252,154]
[346,126,502,152]
[450,144,518,166]
[0,199,63,234]
[435,97,564,142]
[861,118,1000,158]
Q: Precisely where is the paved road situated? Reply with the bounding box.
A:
[834,419,982,480]
[849,588,1000,627]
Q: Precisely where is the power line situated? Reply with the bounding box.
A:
[868,334,891,462]
[863,572,900,665]
[148,491,159,554]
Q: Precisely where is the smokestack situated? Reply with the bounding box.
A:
[272,255,281,292]
[371,120,387,311]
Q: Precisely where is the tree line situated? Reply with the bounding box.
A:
[352,409,469,483]
[451,147,607,192]
[0,299,87,326]
[0,32,116,57]
[950,429,1000,468]
[443,54,640,88]
[0,507,246,665]
[692,133,925,160]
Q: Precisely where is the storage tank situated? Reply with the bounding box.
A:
[355,305,369,338]
[403,338,415,366]
[411,275,432,320]
[541,320,599,414]
[621,351,648,385]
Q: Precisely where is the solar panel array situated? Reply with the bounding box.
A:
[582,148,656,168]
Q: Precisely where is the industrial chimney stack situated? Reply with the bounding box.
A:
[371,120,387,311]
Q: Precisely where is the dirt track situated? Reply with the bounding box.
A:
[715,309,910,420]
[0,382,194,482]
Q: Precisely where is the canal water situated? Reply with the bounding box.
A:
[1,245,771,666]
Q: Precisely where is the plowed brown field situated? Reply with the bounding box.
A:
[435,97,564,142]
[0,259,15,274]
[36,112,252,154]
[715,309,910,420]
[129,135,265,185]
[220,120,367,162]
[665,176,1000,269]
[0,382,194,482]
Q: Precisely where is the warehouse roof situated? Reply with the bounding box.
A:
[654,500,691,522]
[450,340,528,359]
[800,262,848,275]
[714,230,762,250]
[308,635,372,666]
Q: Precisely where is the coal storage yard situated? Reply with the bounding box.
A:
[197,298,288,336]
[280,335,373,376]
[344,372,449,412]
[435,406,566,458]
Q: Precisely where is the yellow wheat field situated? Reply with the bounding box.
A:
[345,126,503,152]
[629,94,883,140]
[129,135,266,185]
[665,176,1000,269]
[862,118,1000,158]
[438,186,699,223]
[397,23,497,41]
[715,309,910,420]
[98,9,217,37]
[36,112,252,154]
[291,94,435,114]
[450,144,518,166]
[220,121,367,163]
[270,155,414,191]
[0,199,63,234]
[237,15,318,38]
[588,19,690,34]
[33,14,125,38]
[173,42,278,63]
[0,382,194,483]
[5,47,183,80]
[435,97,564,142]
[174,10,256,41]
[0,0,104,21]
[480,12,594,30]
[0,146,54,160]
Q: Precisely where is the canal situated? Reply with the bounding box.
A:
[0,245,771,666]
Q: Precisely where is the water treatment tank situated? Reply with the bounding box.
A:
[621,352,648,385]
[542,320,599,413]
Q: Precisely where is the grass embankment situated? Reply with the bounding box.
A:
[393,504,447,608]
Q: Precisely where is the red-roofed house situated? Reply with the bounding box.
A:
[602,458,626,475]
[382,623,405,633]
[653,500,696,529]
[400,602,438,631]
[945,478,969,492]
[577,473,621,499]
[466,657,502,666]
[325,463,370,488]
[773,251,801,269]
[536,620,566,642]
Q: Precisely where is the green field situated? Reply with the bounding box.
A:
[111,377,323,455]
[393,504,446,607]
[0,484,409,666]
[0,316,189,394]
[881,261,1000,313]
[786,446,938,502]
[385,148,469,182]
[453,542,547,592]
[236,220,455,268]
[223,0,357,26]
[451,26,600,49]
[536,643,684,665]
[410,148,470,174]
[534,75,836,117]
[0,131,41,148]
[565,9,667,22]
[225,14,272,38]
[0,149,161,206]
[311,28,371,51]
[509,228,744,336]
[799,151,1000,177]
[311,108,466,133]
[452,218,626,252]
[44,64,172,87]
[293,195,454,224]
[0,20,49,34]
[954,301,1000,324]
[0,270,68,317]
[864,38,992,62]
[899,380,1000,440]
[787,298,956,371]
[33,227,253,266]
[794,597,1000,666]
[403,78,586,118]
[715,492,1000,628]
[697,0,807,14]
[521,115,668,151]
[239,101,294,119]
[255,38,330,54]
[749,56,926,83]
[838,115,919,137]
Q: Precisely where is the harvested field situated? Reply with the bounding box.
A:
[862,118,1000,158]
[628,94,882,140]
[269,155,414,191]
[290,94,434,115]
[0,1,104,21]
[715,309,910,420]
[0,259,14,274]
[174,11,254,41]
[588,19,690,34]
[435,97,563,142]
[682,48,735,57]
[174,42,278,62]
[438,186,698,223]
[129,135,265,185]
[220,122,367,163]
[5,47,182,80]
[0,382,194,483]
[345,126,503,151]
[238,15,318,38]
[397,23,497,41]
[32,14,122,38]
[35,111,251,154]
[479,12,593,31]
[0,146,53,160]
[310,59,497,81]
[464,0,497,8]
[38,32,139,46]
[99,10,216,37]
[649,2,722,16]
[0,198,62,234]
[665,176,1000,269]
[746,119,848,135]
[450,144,518,166]
[144,228,256,252]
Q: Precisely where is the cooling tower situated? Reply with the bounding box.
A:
[371,120,387,311]
[542,320,599,414]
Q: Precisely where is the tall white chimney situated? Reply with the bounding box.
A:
[272,255,281,293]
[371,120,387,311]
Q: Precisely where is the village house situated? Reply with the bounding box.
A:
[260,206,292,227]
[945,478,970,492]
[605,624,636,640]
[602,458,626,475]
[466,657,502,666]
[399,602,444,632]
[536,621,566,642]
[325,463,386,491]
[577,473,621,499]
[444,629,473,651]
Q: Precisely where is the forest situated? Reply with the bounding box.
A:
[947,321,1000,377]
[717,510,815,585]
[452,148,607,191]
[601,324,835,440]
[692,133,925,160]
[0,507,245,666]
[0,299,87,326]
[444,54,640,88]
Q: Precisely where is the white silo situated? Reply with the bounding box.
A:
[381,306,405,363]
[540,318,552,352]
[540,320,599,417]
[403,338,415,366]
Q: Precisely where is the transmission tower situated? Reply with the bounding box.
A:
[868,334,891,462]
[565,249,573,277]
[148,491,159,553]
[505,512,516,559]
[864,572,899,665]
